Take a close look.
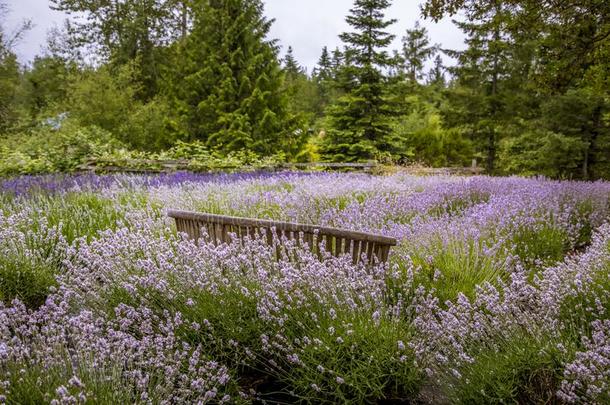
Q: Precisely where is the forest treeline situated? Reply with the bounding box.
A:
[0,0,608,178]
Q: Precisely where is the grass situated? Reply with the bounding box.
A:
[3,359,137,404]
[0,254,58,309]
[398,236,503,304]
[445,333,564,404]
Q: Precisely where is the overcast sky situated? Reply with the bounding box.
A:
[4,0,465,72]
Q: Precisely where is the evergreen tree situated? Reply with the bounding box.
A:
[312,46,336,111]
[428,54,446,87]
[423,0,609,178]
[166,0,300,156]
[282,45,320,121]
[330,47,345,82]
[423,0,610,93]
[401,21,437,82]
[283,46,304,77]
[313,46,332,81]
[322,0,397,162]
[439,1,516,173]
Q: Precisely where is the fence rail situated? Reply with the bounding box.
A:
[78,158,483,175]
[77,159,380,173]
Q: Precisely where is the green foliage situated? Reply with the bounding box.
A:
[423,0,610,178]
[540,88,609,180]
[0,123,122,176]
[0,49,21,133]
[0,0,608,179]
[277,315,422,403]
[122,97,175,151]
[0,251,58,309]
[22,55,73,117]
[65,62,175,151]
[283,46,322,124]
[50,0,182,100]
[400,21,437,82]
[165,0,301,157]
[407,237,502,303]
[312,46,339,113]
[499,129,587,178]
[322,0,398,162]
[36,192,131,244]
[0,6,29,134]
[66,64,137,134]
[0,217,65,309]
[428,55,446,87]
[446,334,563,404]
[2,361,137,405]
[392,102,473,166]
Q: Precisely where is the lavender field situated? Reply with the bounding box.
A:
[1,172,610,404]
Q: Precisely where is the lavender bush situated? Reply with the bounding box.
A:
[1,172,609,403]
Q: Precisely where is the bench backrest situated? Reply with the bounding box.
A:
[167,210,397,265]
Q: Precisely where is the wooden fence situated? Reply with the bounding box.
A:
[77,158,483,175]
[77,159,379,173]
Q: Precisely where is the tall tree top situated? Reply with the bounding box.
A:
[283,45,304,76]
[401,21,437,81]
[340,0,397,68]
[428,54,446,86]
[313,46,332,81]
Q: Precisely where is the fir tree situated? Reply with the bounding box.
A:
[322,0,397,162]
[401,21,437,82]
[313,47,331,79]
[166,0,300,156]
[441,2,515,173]
[312,46,335,109]
[330,47,344,81]
[428,54,446,87]
[283,46,304,78]
[281,45,320,121]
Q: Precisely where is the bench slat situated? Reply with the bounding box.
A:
[168,210,396,265]
[168,210,396,245]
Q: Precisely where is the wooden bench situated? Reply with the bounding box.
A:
[168,210,397,265]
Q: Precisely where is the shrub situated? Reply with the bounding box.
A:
[0,212,66,308]
[499,129,586,178]
[391,106,474,167]
[0,122,122,175]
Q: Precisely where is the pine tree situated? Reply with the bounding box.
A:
[401,21,437,82]
[281,45,320,121]
[166,0,299,156]
[283,46,304,78]
[330,47,345,82]
[312,46,335,110]
[441,2,515,173]
[322,0,397,162]
[313,46,332,81]
[428,54,446,87]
